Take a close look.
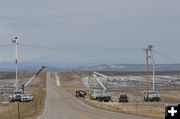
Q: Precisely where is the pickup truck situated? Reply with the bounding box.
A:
[9,90,33,102]
[90,89,111,102]
[9,90,23,102]
[144,91,161,102]
[119,94,128,103]
[21,94,33,102]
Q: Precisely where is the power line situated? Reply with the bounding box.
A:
[19,43,60,51]
[154,50,180,63]
[0,44,13,48]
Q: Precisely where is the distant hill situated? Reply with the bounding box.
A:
[0,61,180,72]
[76,64,180,72]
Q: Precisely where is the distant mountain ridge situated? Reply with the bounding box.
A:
[0,61,180,72]
[76,64,180,72]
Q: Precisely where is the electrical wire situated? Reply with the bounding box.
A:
[154,50,180,63]
[1,43,179,63]
[19,43,60,51]
[0,44,13,48]
[19,43,144,54]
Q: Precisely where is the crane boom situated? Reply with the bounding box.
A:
[24,66,46,87]
[94,72,108,78]
[93,74,107,91]
[93,72,122,87]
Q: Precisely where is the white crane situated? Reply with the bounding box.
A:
[12,37,19,90]
[93,72,121,87]
[90,72,112,102]
[9,66,46,102]
[93,72,107,94]
[24,66,46,87]
[9,37,47,102]
[146,45,156,91]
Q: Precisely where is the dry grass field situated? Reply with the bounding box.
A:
[58,71,180,119]
[0,72,46,119]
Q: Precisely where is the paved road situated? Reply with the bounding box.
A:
[39,72,154,119]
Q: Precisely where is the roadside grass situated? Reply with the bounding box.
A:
[83,99,164,119]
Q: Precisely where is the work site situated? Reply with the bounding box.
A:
[0,39,179,119]
[1,0,180,119]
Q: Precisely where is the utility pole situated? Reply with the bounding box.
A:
[17,102,20,119]
[145,45,155,92]
[148,45,155,91]
[145,48,149,92]
[12,37,19,90]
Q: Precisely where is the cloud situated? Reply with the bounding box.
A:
[0,0,180,64]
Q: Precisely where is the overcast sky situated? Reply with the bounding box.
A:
[0,0,180,65]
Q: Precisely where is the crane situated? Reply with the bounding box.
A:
[93,72,107,94]
[143,45,161,102]
[9,37,47,102]
[9,66,46,102]
[93,72,122,88]
[89,72,112,102]
[24,66,46,87]
[144,45,155,91]
[92,72,128,102]
[12,37,19,90]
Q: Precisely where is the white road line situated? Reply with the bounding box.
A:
[55,72,60,87]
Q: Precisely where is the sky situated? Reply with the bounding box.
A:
[0,0,180,65]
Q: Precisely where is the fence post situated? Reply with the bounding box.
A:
[17,102,20,119]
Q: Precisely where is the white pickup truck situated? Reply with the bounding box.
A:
[9,90,33,102]
[90,89,111,102]
[144,91,161,102]
[21,94,33,102]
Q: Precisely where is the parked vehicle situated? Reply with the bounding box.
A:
[144,91,160,102]
[9,66,46,103]
[21,94,33,102]
[119,94,128,103]
[75,90,87,98]
[90,89,111,102]
[9,90,23,102]
[9,90,33,102]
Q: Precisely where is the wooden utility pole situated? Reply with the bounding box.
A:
[17,102,20,119]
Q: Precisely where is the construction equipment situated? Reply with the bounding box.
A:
[143,45,161,102]
[12,37,19,89]
[90,89,111,102]
[9,66,46,102]
[9,37,46,102]
[144,90,160,102]
[90,72,112,102]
